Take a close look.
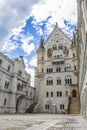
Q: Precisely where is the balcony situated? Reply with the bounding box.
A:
[36,72,45,78]
[72,56,78,62]
[16,90,26,98]
[52,58,64,64]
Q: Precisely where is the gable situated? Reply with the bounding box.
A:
[44,24,72,49]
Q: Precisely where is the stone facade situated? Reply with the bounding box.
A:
[35,23,79,114]
[77,0,87,118]
[0,52,35,113]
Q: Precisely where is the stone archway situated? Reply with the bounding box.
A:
[16,95,25,113]
[72,89,77,98]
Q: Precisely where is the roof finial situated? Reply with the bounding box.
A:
[55,22,58,27]
[39,36,44,49]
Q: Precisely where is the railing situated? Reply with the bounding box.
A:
[52,58,64,64]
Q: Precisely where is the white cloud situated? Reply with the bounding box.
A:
[29,56,37,67]
[25,67,35,87]
[20,33,35,55]
[0,0,41,51]
[2,40,18,52]
[21,42,35,55]
[31,0,77,36]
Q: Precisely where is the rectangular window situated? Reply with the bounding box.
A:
[46,92,49,97]
[57,91,59,97]
[51,92,53,97]
[45,104,49,109]
[60,104,64,110]
[57,91,62,97]
[60,92,62,97]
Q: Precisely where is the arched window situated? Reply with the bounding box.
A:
[8,65,11,72]
[57,55,59,59]
[47,77,53,85]
[65,64,71,72]
[57,77,61,85]
[74,65,76,70]
[54,55,57,59]
[65,75,72,85]
[4,81,9,89]
[46,92,49,97]
[51,92,53,97]
[72,90,77,97]
[56,67,61,72]
[5,81,7,88]
[53,45,57,50]
[73,53,75,58]
[57,91,59,97]
[47,68,49,73]
[4,98,7,106]
[7,82,9,89]
[42,68,43,72]
[18,70,22,77]
[58,44,63,50]
[17,83,21,90]
[47,68,53,73]
[60,91,62,97]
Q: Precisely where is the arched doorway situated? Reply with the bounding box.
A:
[16,95,25,113]
[72,90,77,98]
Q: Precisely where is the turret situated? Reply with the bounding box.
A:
[71,31,78,75]
[36,36,45,78]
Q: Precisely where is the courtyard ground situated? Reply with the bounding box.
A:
[0,114,87,130]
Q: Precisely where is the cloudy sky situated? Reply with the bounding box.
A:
[0,0,77,86]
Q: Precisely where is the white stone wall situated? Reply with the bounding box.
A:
[0,52,35,113]
[77,0,87,117]
[35,24,78,113]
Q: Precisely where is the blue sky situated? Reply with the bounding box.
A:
[0,0,77,86]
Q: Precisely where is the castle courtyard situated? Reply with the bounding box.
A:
[0,114,87,130]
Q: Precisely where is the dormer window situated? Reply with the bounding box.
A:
[18,70,22,77]
[8,65,11,72]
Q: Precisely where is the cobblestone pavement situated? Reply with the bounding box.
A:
[0,114,87,130]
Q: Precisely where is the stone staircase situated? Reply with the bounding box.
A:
[26,103,37,113]
[68,98,80,114]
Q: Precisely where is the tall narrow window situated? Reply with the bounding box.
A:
[65,76,72,85]
[60,92,62,97]
[53,45,57,50]
[51,92,53,97]
[74,65,76,70]
[42,68,43,72]
[60,104,64,109]
[47,77,53,85]
[4,98,7,106]
[73,53,75,58]
[8,65,11,72]
[46,92,49,97]
[57,91,59,97]
[45,104,49,109]
[57,77,61,85]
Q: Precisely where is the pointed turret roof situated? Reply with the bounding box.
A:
[39,36,44,49]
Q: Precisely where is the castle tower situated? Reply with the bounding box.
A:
[36,36,45,78]
[69,31,80,114]
[34,37,45,106]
